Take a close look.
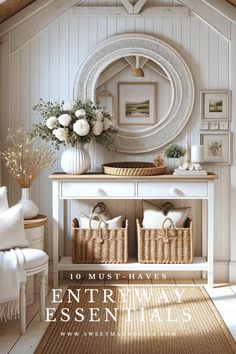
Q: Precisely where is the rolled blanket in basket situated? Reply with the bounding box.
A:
[0,248,26,322]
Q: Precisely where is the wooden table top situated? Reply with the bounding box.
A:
[24,215,48,229]
[49,172,218,181]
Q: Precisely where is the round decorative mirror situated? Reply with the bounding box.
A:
[74,34,194,153]
[95,56,172,131]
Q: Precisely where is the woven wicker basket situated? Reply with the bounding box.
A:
[72,217,128,264]
[137,218,193,264]
[102,162,166,176]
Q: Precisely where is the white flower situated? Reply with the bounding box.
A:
[62,100,75,111]
[103,117,111,131]
[58,114,71,127]
[53,128,68,141]
[96,110,103,121]
[75,109,86,118]
[46,116,57,130]
[73,119,90,136]
[93,121,103,136]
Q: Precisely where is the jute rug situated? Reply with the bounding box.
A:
[35,286,236,354]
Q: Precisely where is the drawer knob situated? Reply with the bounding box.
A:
[170,187,178,194]
[97,188,107,196]
[170,187,184,196]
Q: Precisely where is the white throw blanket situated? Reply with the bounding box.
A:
[0,248,26,322]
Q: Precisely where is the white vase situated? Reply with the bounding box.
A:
[167,157,181,172]
[60,146,91,174]
[18,188,39,220]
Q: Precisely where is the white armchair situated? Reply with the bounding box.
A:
[0,186,48,333]
[19,248,48,333]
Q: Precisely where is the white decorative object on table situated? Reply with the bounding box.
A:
[1,129,54,219]
[167,158,181,171]
[33,100,116,174]
[163,143,186,172]
[173,162,207,176]
[0,186,9,214]
[60,146,91,175]
[18,188,39,220]
[191,145,204,163]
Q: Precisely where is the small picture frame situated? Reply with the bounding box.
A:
[200,90,231,121]
[200,132,231,164]
[209,122,219,131]
[219,121,229,131]
[118,82,157,126]
[200,121,208,130]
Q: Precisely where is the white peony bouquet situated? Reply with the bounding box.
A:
[32,99,116,149]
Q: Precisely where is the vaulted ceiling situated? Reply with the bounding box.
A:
[0,0,36,23]
[227,0,236,6]
[0,0,235,24]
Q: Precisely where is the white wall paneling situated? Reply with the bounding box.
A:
[230,23,236,282]
[0,0,233,280]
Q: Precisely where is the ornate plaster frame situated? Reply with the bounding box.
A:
[73,34,194,153]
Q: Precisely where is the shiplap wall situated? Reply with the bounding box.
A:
[0,0,231,272]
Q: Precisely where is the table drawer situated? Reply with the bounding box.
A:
[138,182,208,198]
[61,182,135,198]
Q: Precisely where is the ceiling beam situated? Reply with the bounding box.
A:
[200,0,236,24]
[1,0,86,51]
[74,6,189,17]
[0,0,85,37]
[121,0,133,14]
[133,0,147,14]
[177,0,231,40]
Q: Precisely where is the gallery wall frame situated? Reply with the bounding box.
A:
[200,131,232,164]
[117,82,157,126]
[200,90,231,121]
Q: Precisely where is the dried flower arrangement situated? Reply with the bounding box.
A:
[154,154,165,167]
[1,129,54,188]
[32,99,117,150]
[163,143,186,159]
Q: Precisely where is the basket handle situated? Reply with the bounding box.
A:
[162,217,175,238]
[89,212,102,229]
[92,202,111,219]
[73,218,79,228]
[89,213,106,243]
[97,218,106,242]
[162,217,175,229]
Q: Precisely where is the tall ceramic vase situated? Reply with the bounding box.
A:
[19,188,39,220]
[60,145,91,175]
[167,158,181,173]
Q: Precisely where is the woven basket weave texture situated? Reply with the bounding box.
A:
[137,218,193,264]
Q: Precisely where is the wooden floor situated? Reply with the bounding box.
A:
[0,279,236,354]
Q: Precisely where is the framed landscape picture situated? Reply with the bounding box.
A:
[200,90,231,120]
[200,132,231,164]
[118,82,157,126]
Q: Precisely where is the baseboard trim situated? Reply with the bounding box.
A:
[229,262,236,282]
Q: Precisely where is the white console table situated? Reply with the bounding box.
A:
[49,173,217,288]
